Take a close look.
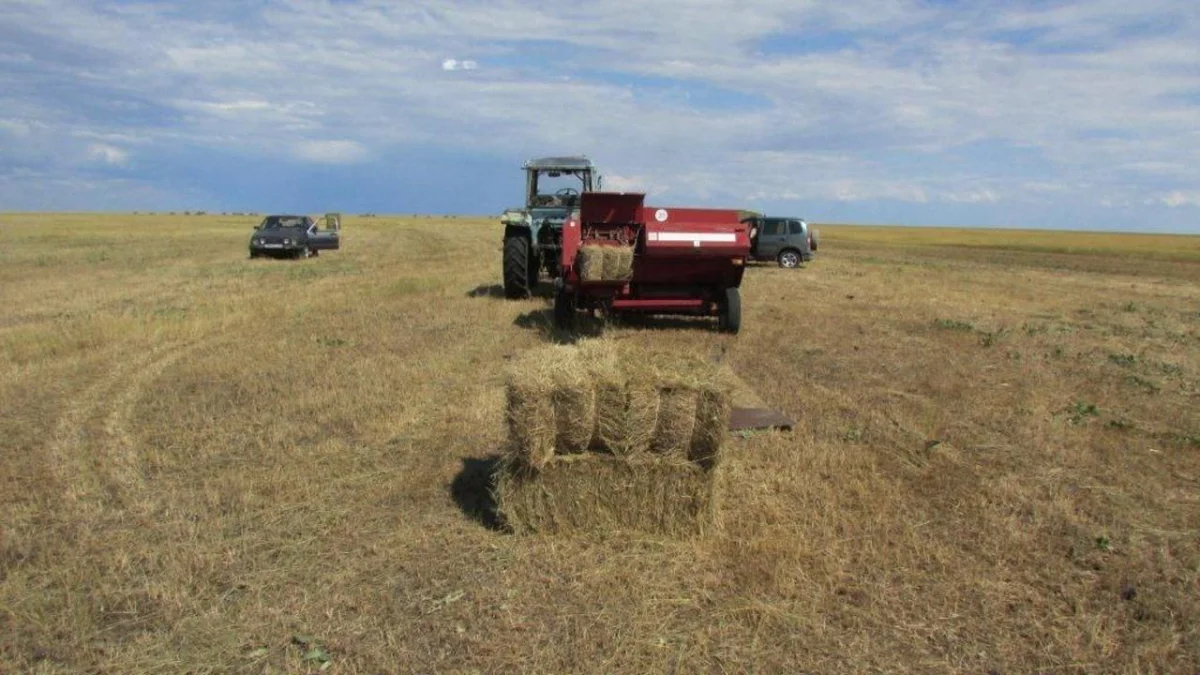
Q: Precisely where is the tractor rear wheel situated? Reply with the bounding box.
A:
[718,287,741,334]
[503,234,532,299]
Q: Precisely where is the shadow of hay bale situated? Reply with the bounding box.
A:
[512,308,605,343]
[449,455,504,531]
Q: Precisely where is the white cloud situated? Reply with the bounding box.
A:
[207,100,273,112]
[293,140,369,164]
[442,58,478,71]
[86,143,129,166]
[945,189,1000,204]
[0,119,32,137]
[603,173,668,196]
[1156,191,1200,208]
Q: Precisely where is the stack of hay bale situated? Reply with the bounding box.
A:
[576,245,635,283]
[495,340,732,535]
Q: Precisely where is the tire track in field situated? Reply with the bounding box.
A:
[47,348,160,511]
[98,341,205,511]
[46,336,215,516]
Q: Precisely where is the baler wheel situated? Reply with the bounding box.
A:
[553,288,578,333]
[719,287,741,334]
[503,234,532,299]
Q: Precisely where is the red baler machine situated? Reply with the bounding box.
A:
[555,192,750,333]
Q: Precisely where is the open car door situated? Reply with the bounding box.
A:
[308,221,340,250]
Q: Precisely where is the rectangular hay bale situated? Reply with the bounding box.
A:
[595,379,659,456]
[552,380,596,454]
[651,387,699,457]
[577,246,606,282]
[600,247,621,280]
[505,380,556,469]
[505,339,735,464]
[494,454,718,536]
[689,387,730,469]
[613,247,634,280]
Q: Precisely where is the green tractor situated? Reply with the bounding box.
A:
[500,156,599,298]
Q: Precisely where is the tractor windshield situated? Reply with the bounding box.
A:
[529,169,593,208]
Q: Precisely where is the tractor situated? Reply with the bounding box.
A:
[500,156,599,298]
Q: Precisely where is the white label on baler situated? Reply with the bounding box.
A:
[653,232,737,243]
[654,209,668,222]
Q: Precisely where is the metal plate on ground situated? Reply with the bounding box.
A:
[729,407,794,432]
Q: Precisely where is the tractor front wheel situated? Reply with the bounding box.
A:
[527,249,541,290]
[718,287,741,334]
[503,234,532,299]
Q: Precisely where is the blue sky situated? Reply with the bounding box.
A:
[1,1,1198,232]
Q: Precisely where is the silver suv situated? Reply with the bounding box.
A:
[741,216,818,268]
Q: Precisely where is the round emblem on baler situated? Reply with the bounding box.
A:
[654,209,668,222]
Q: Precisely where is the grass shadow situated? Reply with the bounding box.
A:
[466,284,506,298]
[513,308,606,343]
[614,314,721,333]
[466,281,556,300]
[450,455,504,531]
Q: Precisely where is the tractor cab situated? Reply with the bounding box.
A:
[524,156,598,209]
[500,156,603,298]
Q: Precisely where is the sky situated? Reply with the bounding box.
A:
[1,0,1199,232]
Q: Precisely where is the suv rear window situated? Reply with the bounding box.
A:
[788,220,804,235]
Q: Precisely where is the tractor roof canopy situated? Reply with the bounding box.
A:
[523,156,594,172]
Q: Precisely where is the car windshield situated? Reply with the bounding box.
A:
[259,216,308,229]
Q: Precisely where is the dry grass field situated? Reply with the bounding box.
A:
[1,212,1198,673]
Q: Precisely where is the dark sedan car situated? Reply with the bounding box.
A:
[248,215,340,259]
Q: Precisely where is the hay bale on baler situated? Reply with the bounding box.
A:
[577,245,606,282]
[577,245,636,283]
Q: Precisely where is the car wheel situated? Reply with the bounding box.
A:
[296,246,311,259]
[778,249,801,268]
